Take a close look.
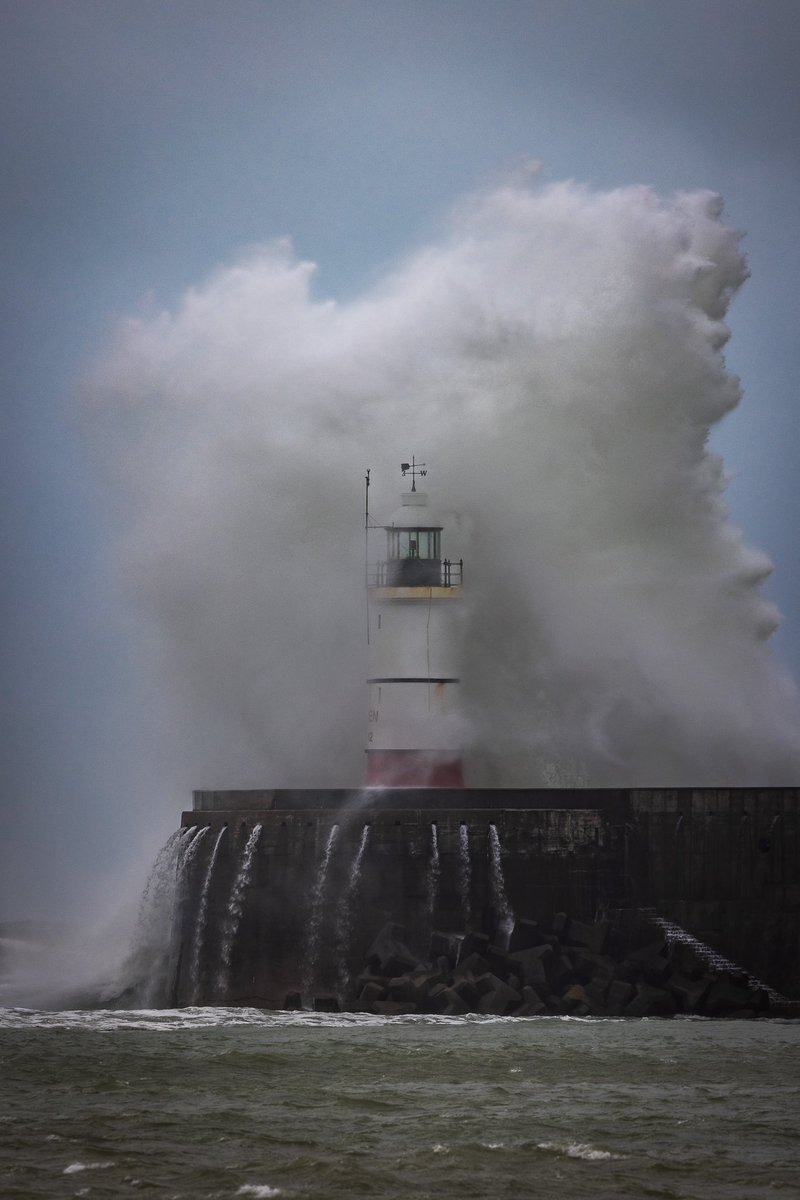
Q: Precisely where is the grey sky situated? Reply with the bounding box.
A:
[2,0,800,921]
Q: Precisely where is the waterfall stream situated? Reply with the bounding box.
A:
[164,826,209,1005]
[336,825,370,993]
[458,823,472,929]
[188,826,226,1004]
[427,823,440,920]
[216,823,262,999]
[488,824,514,947]
[302,824,340,995]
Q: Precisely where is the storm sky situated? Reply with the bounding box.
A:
[2,0,800,923]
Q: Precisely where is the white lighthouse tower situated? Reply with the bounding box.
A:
[366,459,464,787]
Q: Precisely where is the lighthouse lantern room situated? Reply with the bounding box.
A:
[366,460,464,787]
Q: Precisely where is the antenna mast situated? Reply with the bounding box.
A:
[365,468,371,643]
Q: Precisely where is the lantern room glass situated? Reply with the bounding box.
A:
[386,528,441,560]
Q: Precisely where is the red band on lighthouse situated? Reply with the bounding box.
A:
[366,750,465,788]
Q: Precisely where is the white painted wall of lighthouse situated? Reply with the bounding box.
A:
[367,680,462,751]
[367,593,463,752]
[368,599,460,680]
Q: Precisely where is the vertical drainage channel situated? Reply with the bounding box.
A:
[336,824,371,994]
[302,823,340,997]
[189,825,226,1004]
[459,823,472,929]
[216,823,262,1001]
[488,823,514,949]
[168,826,210,1004]
[427,822,440,921]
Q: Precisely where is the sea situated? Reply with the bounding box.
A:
[1,1009,799,1199]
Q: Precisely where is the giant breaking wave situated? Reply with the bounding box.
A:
[86,174,800,786]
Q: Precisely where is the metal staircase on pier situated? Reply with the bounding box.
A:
[639,908,796,1010]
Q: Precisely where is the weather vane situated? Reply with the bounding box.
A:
[400,455,427,492]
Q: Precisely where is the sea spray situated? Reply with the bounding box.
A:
[216,823,262,1000]
[427,823,440,921]
[105,828,188,1007]
[336,824,370,994]
[488,824,514,948]
[89,176,800,787]
[189,826,226,1003]
[302,824,339,996]
[458,824,472,929]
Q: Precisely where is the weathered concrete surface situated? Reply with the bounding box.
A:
[177,788,800,1003]
[626,789,800,997]
[191,788,628,812]
[176,805,621,1006]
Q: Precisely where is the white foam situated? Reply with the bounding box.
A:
[63,1161,114,1174]
[0,1007,537,1032]
[537,1141,625,1162]
[236,1186,282,1198]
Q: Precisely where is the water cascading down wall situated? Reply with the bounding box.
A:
[167,788,800,1007]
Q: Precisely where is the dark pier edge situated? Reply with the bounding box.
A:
[179,787,800,1005]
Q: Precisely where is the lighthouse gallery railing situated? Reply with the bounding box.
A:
[367,558,463,588]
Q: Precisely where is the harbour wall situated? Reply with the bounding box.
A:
[177,788,800,1005]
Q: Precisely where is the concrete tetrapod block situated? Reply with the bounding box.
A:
[427,983,450,1012]
[552,913,570,939]
[606,979,636,1014]
[452,978,481,1008]
[508,919,544,953]
[387,975,415,1001]
[508,949,549,990]
[567,949,614,985]
[357,981,387,1009]
[665,972,710,1014]
[355,972,389,995]
[429,931,460,964]
[454,952,491,980]
[562,983,591,1015]
[365,923,419,977]
[313,996,340,1013]
[516,985,547,1016]
[439,987,470,1016]
[405,971,448,1005]
[565,918,611,956]
[546,953,576,993]
[458,932,490,963]
[704,977,760,1016]
[478,979,523,1015]
[485,945,513,978]
[474,972,507,997]
[372,1000,417,1016]
[624,983,677,1017]
[640,954,674,987]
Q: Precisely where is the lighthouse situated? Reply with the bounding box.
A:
[366,459,465,787]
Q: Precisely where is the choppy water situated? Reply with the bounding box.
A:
[2,1009,799,1199]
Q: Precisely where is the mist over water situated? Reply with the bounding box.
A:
[87,173,800,787]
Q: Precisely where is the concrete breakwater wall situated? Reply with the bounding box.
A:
[627,790,800,998]
[175,788,800,1005]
